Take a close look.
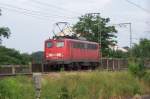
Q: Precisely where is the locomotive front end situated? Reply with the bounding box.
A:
[44,39,65,64]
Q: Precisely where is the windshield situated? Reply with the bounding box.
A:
[47,42,52,48]
[56,42,64,47]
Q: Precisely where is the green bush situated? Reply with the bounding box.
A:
[0,76,34,99]
[128,58,146,79]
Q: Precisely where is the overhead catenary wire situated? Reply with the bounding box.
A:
[125,0,150,14]
[0,3,56,19]
[30,0,81,15]
[0,4,78,23]
[28,2,79,19]
[0,6,49,21]
[0,3,77,19]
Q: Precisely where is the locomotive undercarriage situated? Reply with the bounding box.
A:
[43,61,99,72]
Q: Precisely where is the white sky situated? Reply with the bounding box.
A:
[0,0,149,53]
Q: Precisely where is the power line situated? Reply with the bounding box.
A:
[0,6,49,21]
[125,0,150,14]
[30,0,81,15]
[0,3,77,21]
[28,2,78,19]
[0,3,71,19]
[0,3,54,19]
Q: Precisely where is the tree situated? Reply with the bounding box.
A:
[0,46,31,65]
[0,9,11,45]
[128,57,146,79]
[131,38,150,58]
[128,39,150,79]
[109,50,128,58]
[73,13,117,57]
[0,9,31,65]
[0,27,11,42]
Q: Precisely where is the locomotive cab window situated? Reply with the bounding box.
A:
[47,42,52,48]
[56,42,64,47]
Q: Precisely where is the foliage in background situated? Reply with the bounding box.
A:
[0,46,31,65]
[0,46,44,65]
[0,9,11,45]
[108,49,128,58]
[128,57,146,79]
[131,39,150,58]
[0,10,32,65]
[128,39,150,79]
[0,27,11,42]
[73,13,117,57]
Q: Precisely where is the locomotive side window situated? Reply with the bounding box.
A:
[73,42,84,49]
[88,44,97,50]
[79,43,84,49]
[56,42,64,47]
[47,42,52,48]
[72,42,97,50]
[73,42,79,48]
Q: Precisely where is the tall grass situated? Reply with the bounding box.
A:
[0,71,149,99]
[41,71,149,99]
[0,76,34,99]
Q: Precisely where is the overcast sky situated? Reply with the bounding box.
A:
[0,0,149,53]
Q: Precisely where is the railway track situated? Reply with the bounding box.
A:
[0,73,33,78]
[0,69,124,78]
[0,69,96,77]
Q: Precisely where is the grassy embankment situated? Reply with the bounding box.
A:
[0,71,150,99]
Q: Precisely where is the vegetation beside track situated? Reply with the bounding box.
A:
[0,71,150,99]
[0,76,34,99]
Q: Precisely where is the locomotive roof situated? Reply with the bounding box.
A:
[45,38,98,44]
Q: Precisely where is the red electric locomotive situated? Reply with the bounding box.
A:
[44,38,100,70]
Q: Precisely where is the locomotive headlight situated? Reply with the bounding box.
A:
[47,53,63,57]
[56,53,63,57]
[49,53,53,57]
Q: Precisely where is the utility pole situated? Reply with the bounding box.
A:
[129,23,132,48]
[86,13,102,67]
[0,9,1,15]
[0,9,2,46]
[86,13,101,47]
[112,22,132,56]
